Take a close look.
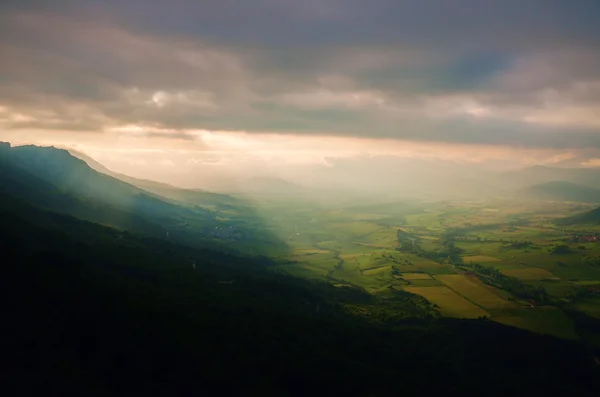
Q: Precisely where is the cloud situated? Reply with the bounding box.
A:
[0,1,599,151]
[582,158,600,168]
[105,124,204,142]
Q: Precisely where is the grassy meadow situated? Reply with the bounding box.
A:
[253,198,600,341]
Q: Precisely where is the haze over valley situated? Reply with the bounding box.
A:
[2,1,600,395]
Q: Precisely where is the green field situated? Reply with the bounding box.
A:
[408,278,444,287]
[494,308,577,339]
[404,286,488,318]
[437,274,514,310]
[256,198,600,342]
[502,267,560,281]
[574,298,600,319]
[402,273,432,280]
[463,255,501,263]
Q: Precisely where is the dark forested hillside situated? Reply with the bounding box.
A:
[1,195,599,396]
[557,206,600,225]
[0,142,203,234]
[0,142,284,255]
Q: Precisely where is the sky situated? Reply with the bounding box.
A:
[1,1,600,186]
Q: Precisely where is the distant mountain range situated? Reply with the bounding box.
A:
[517,181,600,203]
[8,141,600,231]
[67,149,600,204]
[497,165,600,190]
[306,156,507,200]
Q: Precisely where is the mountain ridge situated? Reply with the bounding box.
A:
[518,180,600,203]
[0,142,285,255]
[498,165,600,190]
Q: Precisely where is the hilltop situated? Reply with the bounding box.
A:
[0,142,284,255]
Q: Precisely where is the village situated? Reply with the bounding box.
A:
[567,233,600,243]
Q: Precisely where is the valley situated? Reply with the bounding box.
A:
[254,199,600,339]
[4,2,600,394]
[2,142,600,395]
[5,142,600,341]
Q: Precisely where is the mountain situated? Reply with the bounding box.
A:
[0,142,166,235]
[557,206,600,225]
[305,156,507,200]
[0,143,284,254]
[2,195,599,396]
[0,143,211,231]
[64,148,114,174]
[497,165,600,190]
[71,149,508,202]
[69,149,245,210]
[518,181,600,203]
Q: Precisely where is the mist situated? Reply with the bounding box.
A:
[3,1,600,394]
[58,138,598,207]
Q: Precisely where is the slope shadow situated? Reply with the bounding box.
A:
[0,142,291,259]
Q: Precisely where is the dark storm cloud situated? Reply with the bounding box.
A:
[95,0,600,49]
[0,1,599,148]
